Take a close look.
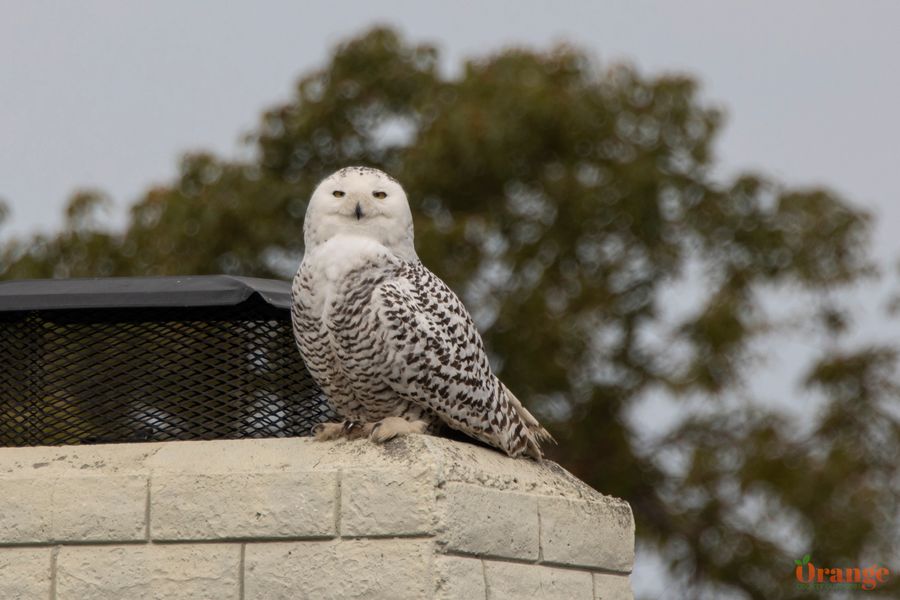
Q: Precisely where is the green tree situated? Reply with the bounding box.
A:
[2,27,896,599]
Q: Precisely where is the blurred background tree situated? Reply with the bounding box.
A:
[1,27,897,599]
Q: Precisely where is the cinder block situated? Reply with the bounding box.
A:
[55,544,240,600]
[244,539,431,600]
[434,555,486,600]
[0,547,52,600]
[151,471,336,540]
[440,483,539,561]
[52,475,147,541]
[341,467,435,536]
[0,479,51,543]
[483,560,594,600]
[0,475,146,544]
[594,573,634,600]
[539,496,634,572]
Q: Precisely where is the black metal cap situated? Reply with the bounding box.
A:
[0,275,292,312]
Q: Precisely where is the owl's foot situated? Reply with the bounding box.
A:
[369,417,428,444]
[311,420,374,441]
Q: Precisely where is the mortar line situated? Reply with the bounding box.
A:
[333,532,435,541]
[335,469,342,538]
[239,543,246,600]
[481,557,490,600]
[0,534,432,550]
[442,550,629,576]
[145,476,152,541]
[49,545,59,600]
[536,502,543,563]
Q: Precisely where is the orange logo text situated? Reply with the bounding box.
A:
[794,555,890,592]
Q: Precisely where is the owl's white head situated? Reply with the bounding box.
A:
[303,166,417,260]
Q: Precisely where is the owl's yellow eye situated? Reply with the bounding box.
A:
[373,191,387,199]
[332,190,345,198]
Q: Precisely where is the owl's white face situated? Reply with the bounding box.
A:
[303,167,417,260]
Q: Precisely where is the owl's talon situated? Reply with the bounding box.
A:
[344,420,374,439]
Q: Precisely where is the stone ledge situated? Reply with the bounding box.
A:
[0,435,634,599]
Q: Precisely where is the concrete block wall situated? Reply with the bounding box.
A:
[0,435,634,599]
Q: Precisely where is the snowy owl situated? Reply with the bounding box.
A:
[291,166,552,459]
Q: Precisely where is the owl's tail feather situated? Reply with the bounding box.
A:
[501,384,556,460]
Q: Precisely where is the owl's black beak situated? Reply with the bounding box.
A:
[354,203,363,220]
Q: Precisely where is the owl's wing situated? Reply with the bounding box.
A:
[372,260,551,459]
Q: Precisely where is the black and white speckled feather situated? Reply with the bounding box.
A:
[291,167,551,458]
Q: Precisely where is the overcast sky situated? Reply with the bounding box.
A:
[2,1,899,250]
[2,2,898,597]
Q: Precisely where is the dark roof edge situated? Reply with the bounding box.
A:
[0,275,292,312]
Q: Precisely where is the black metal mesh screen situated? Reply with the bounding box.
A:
[0,297,335,447]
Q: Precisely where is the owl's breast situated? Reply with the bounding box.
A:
[297,234,396,320]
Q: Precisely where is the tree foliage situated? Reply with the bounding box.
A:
[1,27,896,599]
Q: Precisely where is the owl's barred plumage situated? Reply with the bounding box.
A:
[291,166,551,459]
